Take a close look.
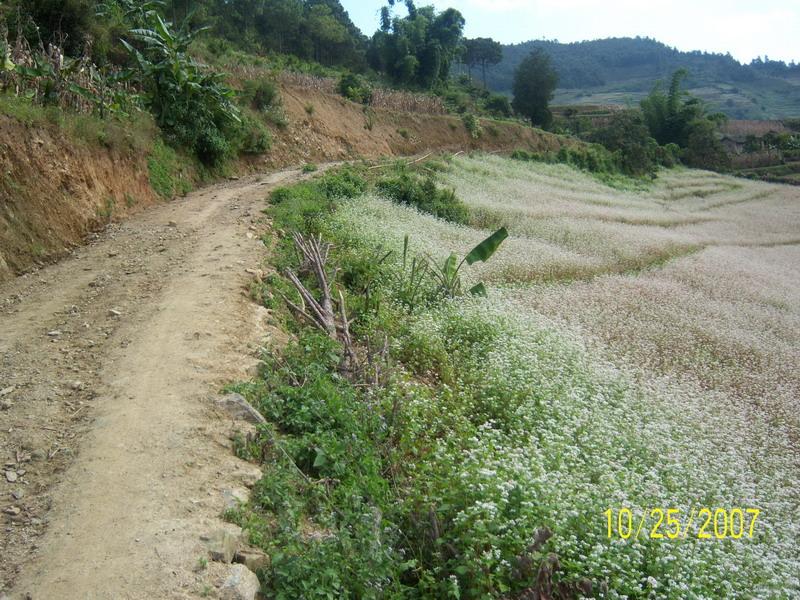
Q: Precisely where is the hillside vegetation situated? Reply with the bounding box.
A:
[487,38,800,119]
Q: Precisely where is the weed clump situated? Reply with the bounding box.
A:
[241,78,280,112]
[376,173,469,224]
[462,113,483,139]
[338,72,373,105]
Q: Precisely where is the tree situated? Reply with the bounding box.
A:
[641,69,731,170]
[591,111,658,176]
[683,118,730,170]
[512,48,558,128]
[463,37,502,87]
[368,1,464,89]
[304,4,349,65]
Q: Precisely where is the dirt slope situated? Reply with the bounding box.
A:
[0,116,161,283]
[0,168,315,598]
[1,84,566,284]
[266,83,566,167]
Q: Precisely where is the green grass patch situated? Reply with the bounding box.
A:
[376,172,470,225]
[147,139,193,199]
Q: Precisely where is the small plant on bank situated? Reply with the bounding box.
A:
[429,226,509,298]
[463,113,483,139]
[242,78,280,112]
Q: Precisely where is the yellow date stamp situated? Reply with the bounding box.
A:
[604,508,761,541]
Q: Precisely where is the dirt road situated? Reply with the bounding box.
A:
[0,169,307,598]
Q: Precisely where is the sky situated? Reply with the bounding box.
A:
[339,0,800,65]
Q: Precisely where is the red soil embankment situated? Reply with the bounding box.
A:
[0,84,566,282]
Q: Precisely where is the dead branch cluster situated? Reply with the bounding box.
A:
[283,232,389,386]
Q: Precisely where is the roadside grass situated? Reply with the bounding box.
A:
[147,139,194,199]
[227,157,800,598]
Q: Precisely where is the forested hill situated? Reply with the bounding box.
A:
[486,37,800,119]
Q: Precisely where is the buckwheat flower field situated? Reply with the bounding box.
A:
[325,155,800,596]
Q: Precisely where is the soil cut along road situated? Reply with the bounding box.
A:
[0,168,314,599]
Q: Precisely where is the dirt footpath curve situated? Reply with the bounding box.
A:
[0,168,309,599]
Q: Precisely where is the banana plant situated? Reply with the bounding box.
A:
[121,12,239,131]
[430,227,508,298]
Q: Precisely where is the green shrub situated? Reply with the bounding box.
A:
[590,112,657,176]
[242,78,280,112]
[317,169,367,199]
[193,125,231,167]
[559,145,617,173]
[337,73,373,105]
[147,139,192,199]
[462,113,483,139]
[484,94,512,118]
[443,90,470,114]
[302,163,318,173]
[268,168,367,235]
[237,116,272,155]
[656,143,681,168]
[376,173,470,224]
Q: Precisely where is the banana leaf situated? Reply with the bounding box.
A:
[443,252,458,281]
[465,227,509,265]
[469,283,488,297]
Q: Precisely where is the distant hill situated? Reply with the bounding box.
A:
[486,37,800,119]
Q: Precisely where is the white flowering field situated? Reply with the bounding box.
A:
[325,156,800,597]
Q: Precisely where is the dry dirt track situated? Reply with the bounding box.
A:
[0,168,311,599]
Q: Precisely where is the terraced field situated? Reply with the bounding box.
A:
[325,156,800,596]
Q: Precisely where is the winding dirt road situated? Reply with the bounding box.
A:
[0,169,307,599]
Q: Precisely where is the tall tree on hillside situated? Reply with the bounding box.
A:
[512,48,558,128]
[463,37,502,87]
[368,1,464,88]
[641,68,730,169]
[304,3,349,64]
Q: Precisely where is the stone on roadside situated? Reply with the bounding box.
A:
[5,471,18,483]
[234,547,270,573]
[222,488,249,511]
[219,564,260,600]
[216,393,267,426]
[233,467,263,489]
[244,268,264,281]
[203,527,242,563]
